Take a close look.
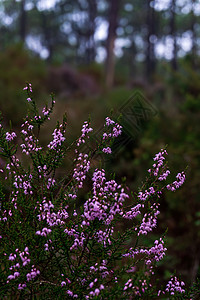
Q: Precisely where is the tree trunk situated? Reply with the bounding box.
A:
[191,0,197,68]
[19,0,26,43]
[41,12,53,62]
[170,0,177,70]
[86,0,97,64]
[105,0,120,89]
[146,0,156,80]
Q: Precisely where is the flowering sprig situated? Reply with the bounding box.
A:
[6,246,39,289]
[100,117,122,155]
[23,83,32,102]
[76,121,93,147]
[23,82,56,127]
[47,124,66,151]
[0,84,194,299]
[5,131,17,142]
[158,276,185,297]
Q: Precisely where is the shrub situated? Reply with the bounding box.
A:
[0,84,199,299]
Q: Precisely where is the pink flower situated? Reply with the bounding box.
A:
[102,147,112,154]
[5,132,17,141]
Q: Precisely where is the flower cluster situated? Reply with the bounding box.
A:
[23,83,32,92]
[148,148,168,176]
[21,119,42,154]
[64,224,85,250]
[23,83,32,102]
[123,203,142,220]
[166,171,186,191]
[73,153,90,188]
[47,125,66,150]
[165,276,185,295]
[83,169,128,226]
[138,202,160,235]
[36,198,69,227]
[13,174,33,195]
[137,186,155,201]
[0,85,191,299]
[101,117,122,154]
[122,149,186,237]
[123,278,151,297]
[123,238,167,265]
[47,177,56,189]
[86,281,104,299]
[26,266,40,281]
[76,121,93,147]
[6,246,39,289]
[158,276,185,296]
[42,106,51,119]
[5,131,17,142]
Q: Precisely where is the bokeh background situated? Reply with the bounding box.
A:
[0,0,200,288]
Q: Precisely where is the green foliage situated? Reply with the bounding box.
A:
[0,44,47,126]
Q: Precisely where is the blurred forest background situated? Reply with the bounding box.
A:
[0,0,200,289]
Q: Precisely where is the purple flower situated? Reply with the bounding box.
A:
[105,117,115,126]
[102,147,112,154]
[5,132,17,141]
[73,153,90,188]
[8,253,16,261]
[166,171,186,191]
[23,83,32,92]
[7,274,15,280]
[42,106,50,116]
[26,266,40,281]
[102,118,122,147]
[18,283,27,290]
[76,121,93,146]
[47,126,65,150]
[165,276,185,295]
[89,282,94,288]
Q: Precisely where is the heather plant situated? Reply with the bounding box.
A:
[0,84,198,299]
